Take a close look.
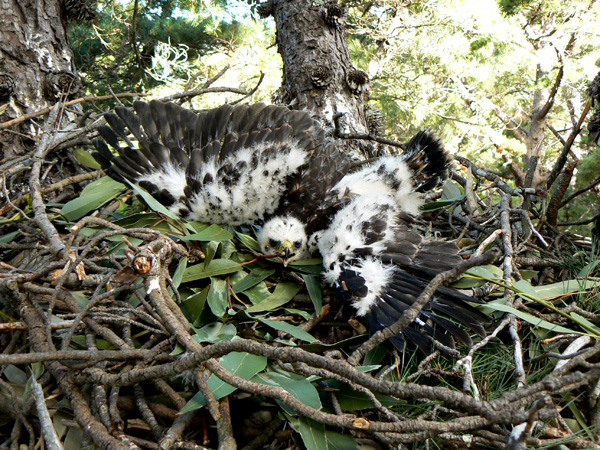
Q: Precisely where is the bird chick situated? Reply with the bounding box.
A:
[257,216,309,266]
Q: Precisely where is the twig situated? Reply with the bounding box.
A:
[28,104,65,258]
[0,93,150,130]
[32,377,64,450]
[546,99,591,189]
[332,112,405,149]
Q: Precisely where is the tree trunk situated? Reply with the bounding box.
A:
[0,0,82,159]
[261,0,375,159]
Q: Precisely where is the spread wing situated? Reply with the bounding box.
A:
[316,131,489,354]
[93,100,350,225]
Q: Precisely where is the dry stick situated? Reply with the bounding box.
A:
[193,368,238,450]
[332,112,406,149]
[160,411,197,450]
[74,336,585,427]
[24,282,129,349]
[455,155,542,198]
[0,92,150,130]
[504,396,550,450]
[32,377,64,450]
[499,195,526,388]
[546,160,576,227]
[19,293,136,450]
[185,64,229,92]
[229,72,265,106]
[559,172,600,208]
[347,250,498,366]
[29,104,65,258]
[0,348,154,366]
[139,236,238,450]
[546,100,591,189]
[160,83,263,104]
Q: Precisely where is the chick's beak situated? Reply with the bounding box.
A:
[281,240,295,267]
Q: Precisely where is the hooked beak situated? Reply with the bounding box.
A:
[281,240,295,267]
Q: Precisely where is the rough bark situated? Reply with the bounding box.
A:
[266,0,374,159]
[0,0,82,159]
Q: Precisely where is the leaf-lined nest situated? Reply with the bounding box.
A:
[1,109,600,450]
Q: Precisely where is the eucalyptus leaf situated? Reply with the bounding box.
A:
[257,318,317,343]
[234,230,261,252]
[485,301,583,335]
[192,322,237,343]
[182,259,243,283]
[246,282,302,313]
[292,416,328,450]
[128,181,180,221]
[73,147,101,169]
[301,274,322,314]
[202,240,220,268]
[171,257,188,288]
[180,286,209,325]
[253,371,321,409]
[207,278,228,317]
[232,267,275,293]
[181,352,267,412]
[325,380,402,411]
[326,429,360,450]
[61,176,126,221]
[467,264,504,280]
[242,281,271,304]
[178,224,233,241]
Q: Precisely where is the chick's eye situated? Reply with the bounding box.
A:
[294,240,302,249]
[268,238,278,248]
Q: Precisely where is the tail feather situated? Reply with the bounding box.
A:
[132,101,160,143]
[115,105,143,144]
[403,130,450,193]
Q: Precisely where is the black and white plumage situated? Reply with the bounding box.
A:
[93,100,489,354]
[93,100,349,236]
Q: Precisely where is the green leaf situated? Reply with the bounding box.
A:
[441,180,463,199]
[467,264,504,280]
[61,176,126,221]
[422,199,458,210]
[246,282,302,313]
[207,278,228,317]
[242,282,271,304]
[202,240,220,268]
[128,181,180,221]
[485,301,583,335]
[291,416,328,450]
[232,267,275,293]
[0,231,18,243]
[289,258,323,266]
[192,322,237,344]
[326,429,360,450]
[180,286,208,325]
[569,313,600,335]
[326,380,402,411]
[182,259,244,283]
[73,148,101,169]
[4,365,28,385]
[234,230,261,252]
[534,279,600,300]
[257,318,317,343]
[181,352,267,412]
[451,277,486,289]
[301,274,322,314]
[171,257,188,289]
[178,224,233,242]
[253,371,321,409]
